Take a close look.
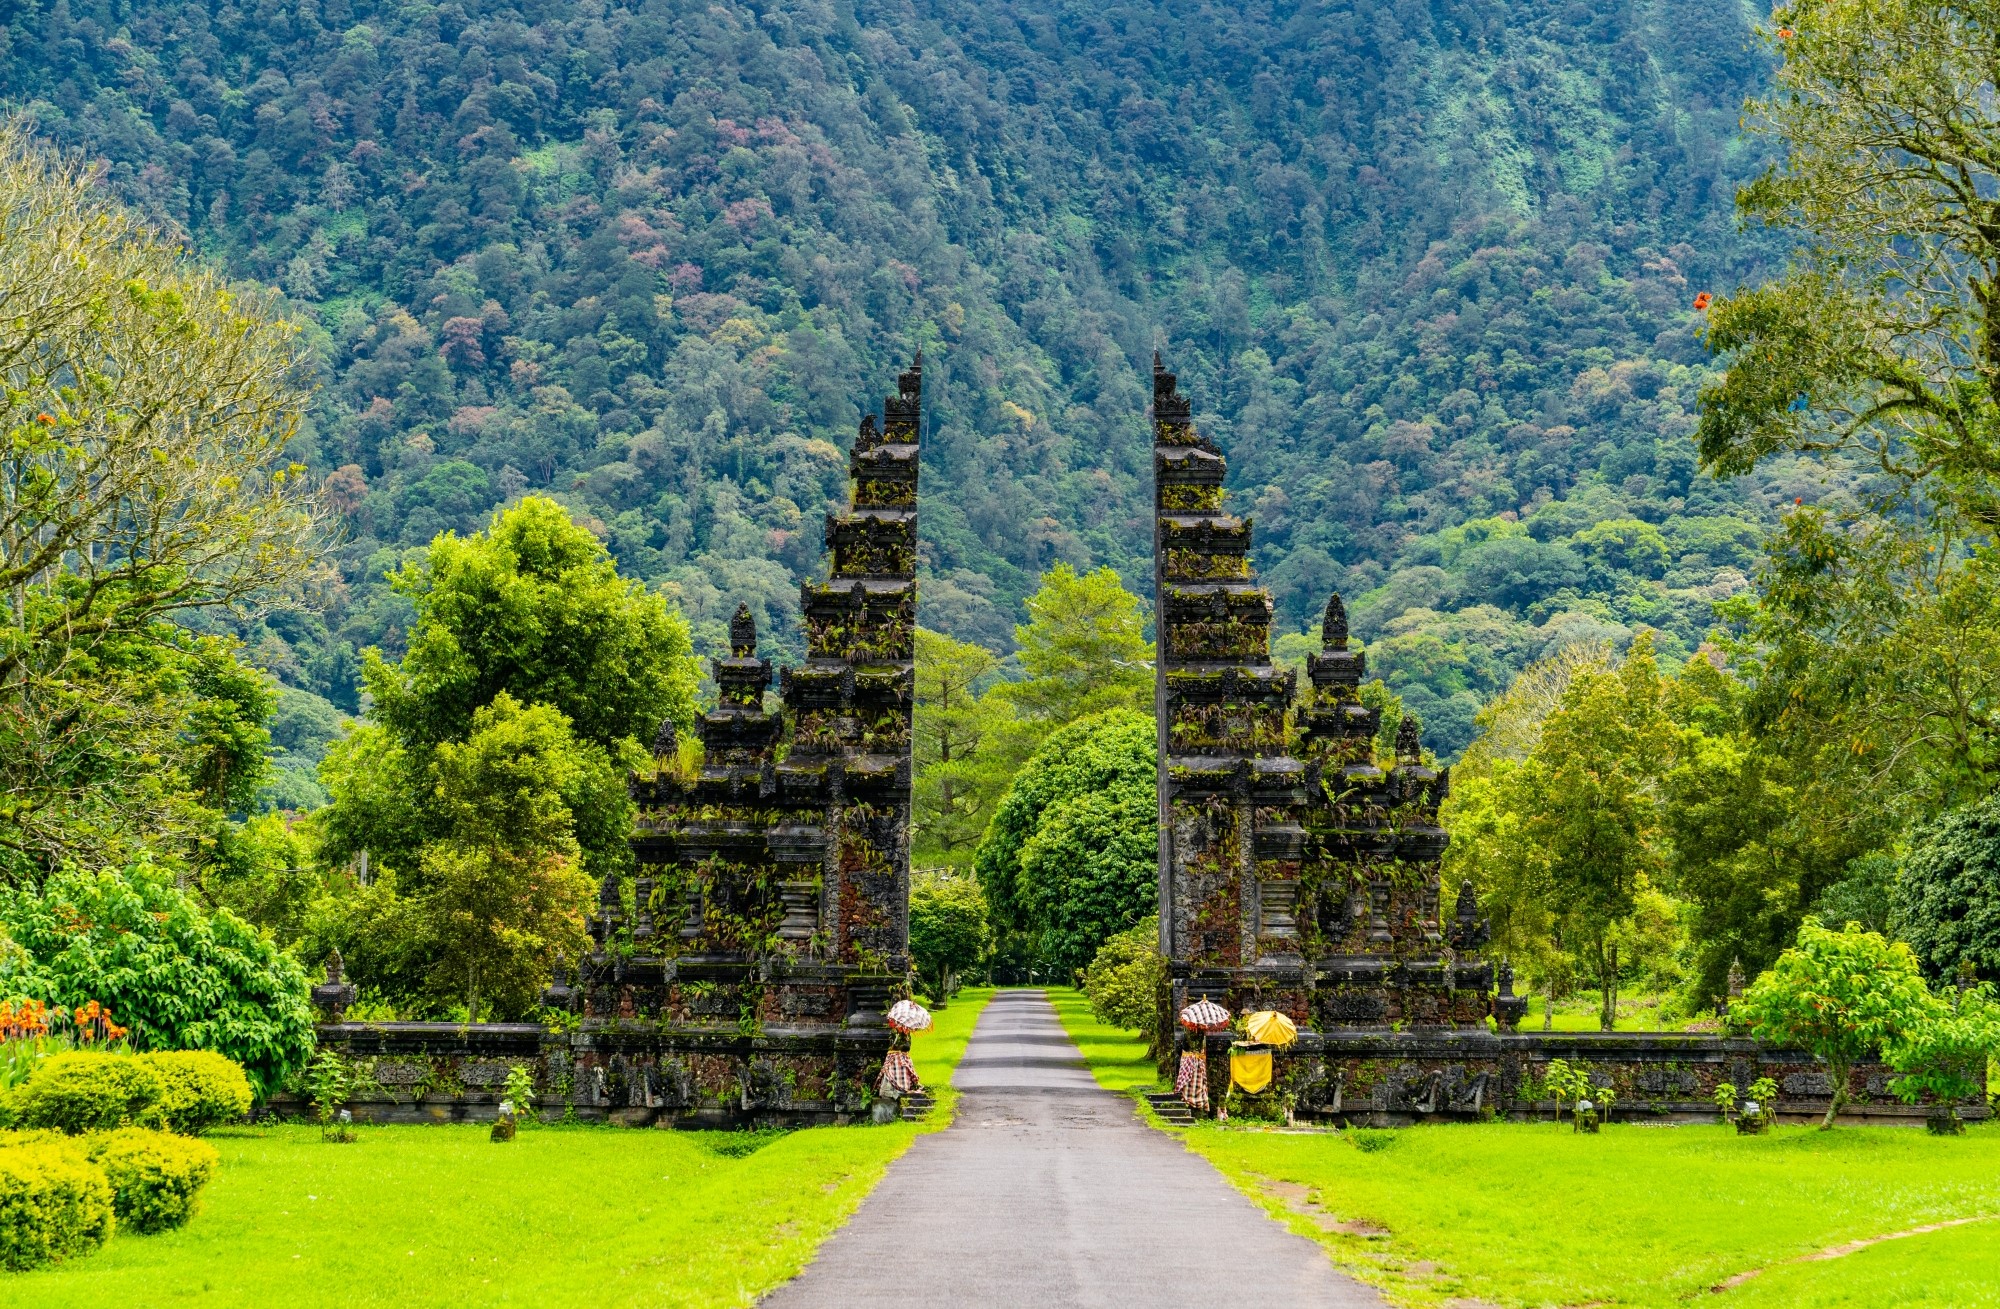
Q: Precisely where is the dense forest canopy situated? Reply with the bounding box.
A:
[4,0,1804,757]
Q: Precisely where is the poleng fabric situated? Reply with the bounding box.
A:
[1175,1051,1209,1110]
[876,1049,920,1097]
[1229,1046,1273,1094]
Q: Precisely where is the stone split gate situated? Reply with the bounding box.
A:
[307,354,1984,1130]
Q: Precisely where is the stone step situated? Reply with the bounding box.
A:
[1144,1091,1195,1124]
[900,1093,936,1122]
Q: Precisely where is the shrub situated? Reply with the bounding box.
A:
[1082,916,1166,1057]
[0,859,316,1096]
[0,1143,114,1269]
[139,1052,252,1135]
[17,1052,163,1134]
[84,1129,218,1233]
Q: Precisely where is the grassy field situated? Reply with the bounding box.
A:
[1,987,994,1309]
[1047,988,2000,1309]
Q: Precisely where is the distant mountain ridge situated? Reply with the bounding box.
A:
[3,0,1795,754]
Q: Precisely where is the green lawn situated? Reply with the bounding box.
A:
[1,987,994,1308]
[1048,992,2000,1308]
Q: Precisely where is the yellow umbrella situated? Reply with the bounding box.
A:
[1244,1010,1298,1048]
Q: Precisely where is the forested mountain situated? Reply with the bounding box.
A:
[4,0,1798,756]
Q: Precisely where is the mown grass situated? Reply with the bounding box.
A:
[1048,993,2000,1308]
[1044,987,1160,1094]
[0,987,994,1309]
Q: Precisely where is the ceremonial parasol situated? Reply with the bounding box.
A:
[1179,998,1231,1031]
[1244,1010,1298,1048]
[886,999,932,1033]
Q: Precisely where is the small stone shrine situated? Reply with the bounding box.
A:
[555,354,924,1124]
[1151,355,1496,1111]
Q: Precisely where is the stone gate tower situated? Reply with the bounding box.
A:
[561,355,923,1124]
[1150,356,1495,1111]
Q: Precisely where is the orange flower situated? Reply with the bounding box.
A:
[1693,292,1714,311]
[34,413,54,425]
[1777,26,1794,38]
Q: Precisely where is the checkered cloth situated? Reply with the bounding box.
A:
[877,1048,921,1097]
[1175,1051,1209,1110]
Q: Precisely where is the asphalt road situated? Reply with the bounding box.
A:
[761,988,1385,1308]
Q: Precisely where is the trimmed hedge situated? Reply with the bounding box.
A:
[17,1053,165,1135]
[139,1052,252,1135]
[84,1129,217,1234]
[0,1143,114,1269]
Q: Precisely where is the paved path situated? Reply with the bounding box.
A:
[763,989,1384,1308]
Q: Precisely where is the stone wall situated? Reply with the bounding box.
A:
[1201,1028,1989,1126]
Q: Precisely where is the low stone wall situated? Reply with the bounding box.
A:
[1201,1029,1991,1127]
[275,1020,895,1128]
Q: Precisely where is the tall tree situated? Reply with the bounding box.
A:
[911,627,1007,868]
[1695,1,2000,843]
[365,495,700,756]
[0,125,327,878]
[994,564,1153,732]
[1483,635,1675,1029]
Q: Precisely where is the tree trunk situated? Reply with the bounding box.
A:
[1598,941,1619,1031]
[1821,1058,1848,1130]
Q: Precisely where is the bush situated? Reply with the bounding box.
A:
[84,1128,217,1233]
[139,1051,252,1135]
[0,1143,114,1269]
[1081,917,1167,1057]
[0,859,316,1096]
[17,1052,164,1135]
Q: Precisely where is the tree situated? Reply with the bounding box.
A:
[0,857,315,1097]
[1692,2,2000,850]
[1018,784,1159,978]
[365,495,699,755]
[312,694,605,1019]
[974,708,1156,946]
[1660,648,1864,1002]
[1698,1,2000,530]
[911,628,1007,866]
[908,870,991,1001]
[1489,635,1674,1029]
[0,125,328,860]
[1896,795,2000,984]
[1736,921,1936,1128]
[994,564,1153,730]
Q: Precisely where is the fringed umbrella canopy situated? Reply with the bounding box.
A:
[886,999,933,1033]
[1245,1010,1298,1048]
[1179,998,1232,1031]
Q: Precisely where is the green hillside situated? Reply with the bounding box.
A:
[5,0,1798,754]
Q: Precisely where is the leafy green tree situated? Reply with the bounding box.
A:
[0,858,315,1096]
[1660,650,1864,1001]
[1497,635,1674,1029]
[911,628,1008,867]
[1693,2,2000,859]
[313,695,606,1019]
[1896,795,2000,984]
[908,870,991,1001]
[1019,785,1159,979]
[975,708,1156,974]
[1698,0,2000,530]
[0,124,328,704]
[993,565,1153,732]
[1736,921,1936,1128]
[365,495,699,755]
